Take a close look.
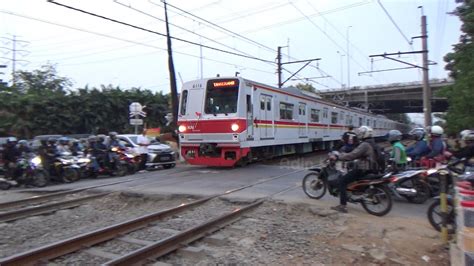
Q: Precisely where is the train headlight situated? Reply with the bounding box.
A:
[178,125,186,133]
[231,123,239,132]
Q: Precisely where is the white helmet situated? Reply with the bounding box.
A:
[461,129,473,138]
[357,126,373,139]
[431,125,444,136]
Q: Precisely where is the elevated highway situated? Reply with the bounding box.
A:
[318,79,453,113]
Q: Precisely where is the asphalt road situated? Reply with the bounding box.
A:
[1,157,433,223]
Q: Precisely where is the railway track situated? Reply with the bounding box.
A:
[0,166,202,222]
[0,169,303,265]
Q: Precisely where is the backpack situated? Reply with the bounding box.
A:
[367,141,386,173]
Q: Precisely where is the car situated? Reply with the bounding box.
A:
[117,134,176,169]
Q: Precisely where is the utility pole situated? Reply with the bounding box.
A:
[0,35,29,87]
[276,46,320,88]
[421,15,432,127]
[346,26,352,89]
[277,46,283,88]
[368,13,432,122]
[163,0,179,128]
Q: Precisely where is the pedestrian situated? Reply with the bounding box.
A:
[137,129,150,172]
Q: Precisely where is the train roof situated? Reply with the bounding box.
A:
[183,76,403,123]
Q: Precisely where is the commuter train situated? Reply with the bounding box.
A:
[177,77,410,167]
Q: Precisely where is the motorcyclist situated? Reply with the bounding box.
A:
[46,138,60,175]
[424,125,446,161]
[85,136,100,172]
[106,132,124,168]
[95,134,109,168]
[17,140,31,156]
[2,137,21,179]
[453,130,474,161]
[38,139,51,172]
[57,137,71,154]
[388,130,407,170]
[340,125,358,153]
[70,139,82,156]
[406,130,430,160]
[330,126,379,213]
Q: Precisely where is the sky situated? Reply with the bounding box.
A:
[0,0,462,96]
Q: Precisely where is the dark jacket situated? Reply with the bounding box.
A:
[426,137,444,158]
[406,140,430,159]
[339,139,378,171]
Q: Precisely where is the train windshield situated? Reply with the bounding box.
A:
[204,79,239,115]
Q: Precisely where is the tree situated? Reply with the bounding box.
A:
[296,83,317,93]
[385,113,411,124]
[440,0,474,134]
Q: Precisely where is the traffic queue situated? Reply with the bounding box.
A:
[303,125,474,218]
[0,132,177,190]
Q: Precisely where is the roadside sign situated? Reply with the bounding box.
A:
[130,118,143,125]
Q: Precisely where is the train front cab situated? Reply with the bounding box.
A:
[178,77,250,167]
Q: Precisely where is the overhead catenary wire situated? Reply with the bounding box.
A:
[0,10,274,76]
[46,0,275,64]
[153,0,338,86]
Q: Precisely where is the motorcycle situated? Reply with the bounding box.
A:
[84,148,129,178]
[385,160,431,204]
[50,152,81,183]
[426,158,467,233]
[0,155,49,189]
[302,154,393,216]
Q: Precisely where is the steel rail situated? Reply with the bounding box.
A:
[0,167,193,210]
[0,192,111,223]
[0,196,213,266]
[104,200,264,266]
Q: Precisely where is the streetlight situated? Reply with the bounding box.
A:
[336,51,345,88]
[346,26,352,89]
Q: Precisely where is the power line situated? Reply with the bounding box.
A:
[157,1,338,86]
[377,0,412,46]
[47,0,275,64]
[0,10,274,75]
[114,1,267,62]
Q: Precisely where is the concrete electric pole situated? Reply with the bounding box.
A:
[421,15,432,127]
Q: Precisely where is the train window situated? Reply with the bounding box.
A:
[340,111,344,122]
[267,100,271,111]
[260,98,265,110]
[180,90,188,115]
[323,107,328,119]
[373,120,376,128]
[310,109,320,122]
[359,117,363,126]
[367,119,370,126]
[205,79,239,114]
[298,104,306,116]
[279,102,294,120]
[246,95,252,112]
[331,112,338,124]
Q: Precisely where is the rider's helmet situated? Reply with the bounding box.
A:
[18,139,28,146]
[7,137,17,143]
[58,137,69,145]
[462,131,474,144]
[388,130,402,143]
[88,135,97,143]
[348,125,354,131]
[461,129,473,139]
[97,134,106,143]
[47,137,57,145]
[412,130,425,141]
[108,132,118,140]
[356,126,373,139]
[431,125,444,137]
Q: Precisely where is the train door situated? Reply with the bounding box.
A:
[259,94,274,139]
[298,103,308,137]
[246,94,254,140]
